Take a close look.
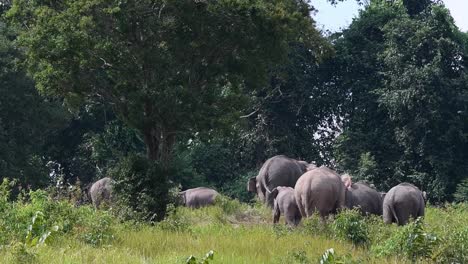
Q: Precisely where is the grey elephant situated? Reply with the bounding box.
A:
[344,181,383,216]
[247,155,312,207]
[383,183,426,225]
[89,177,113,209]
[271,186,302,226]
[179,187,219,209]
[294,166,346,219]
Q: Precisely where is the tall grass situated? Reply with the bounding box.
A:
[0,188,467,263]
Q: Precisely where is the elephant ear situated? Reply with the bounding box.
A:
[422,191,427,201]
[270,187,279,199]
[247,177,256,192]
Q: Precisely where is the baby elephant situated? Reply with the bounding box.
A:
[383,183,426,225]
[271,186,302,226]
[179,187,219,209]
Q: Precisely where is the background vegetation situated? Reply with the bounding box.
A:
[0,0,467,261]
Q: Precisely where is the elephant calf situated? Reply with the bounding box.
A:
[89,177,113,209]
[179,187,219,209]
[344,182,383,216]
[271,186,301,226]
[383,183,425,225]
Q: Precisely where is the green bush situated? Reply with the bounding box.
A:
[110,154,169,222]
[454,178,468,202]
[0,181,117,247]
[301,213,331,237]
[221,170,257,203]
[332,209,370,246]
[372,217,438,261]
[434,227,468,263]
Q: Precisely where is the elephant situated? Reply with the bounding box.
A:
[341,174,353,189]
[271,186,302,226]
[247,155,313,208]
[89,177,113,209]
[294,166,346,219]
[383,183,426,225]
[178,187,219,209]
[344,181,383,216]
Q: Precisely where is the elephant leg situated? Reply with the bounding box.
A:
[296,194,306,218]
[417,204,425,218]
[383,204,394,224]
[265,191,275,208]
[396,209,410,226]
[273,202,280,224]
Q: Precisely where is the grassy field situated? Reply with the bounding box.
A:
[0,192,467,263]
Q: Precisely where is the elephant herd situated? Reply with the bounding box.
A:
[88,178,219,209]
[248,155,426,226]
[88,155,426,227]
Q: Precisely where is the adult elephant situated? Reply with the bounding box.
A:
[89,177,113,209]
[294,166,345,219]
[247,155,312,207]
[344,181,383,216]
[179,187,219,209]
[383,183,426,225]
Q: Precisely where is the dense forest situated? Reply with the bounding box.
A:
[0,0,467,219]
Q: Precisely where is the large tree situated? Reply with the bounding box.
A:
[0,19,67,187]
[332,0,468,201]
[8,0,325,167]
[377,4,468,201]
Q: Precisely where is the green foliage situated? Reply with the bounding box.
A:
[302,213,332,237]
[454,178,468,202]
[0,19,68,187]
[186,250,214,264]
[332,209,370,246]
[8,0,324,167]
[333,1,468,199]
[356,152,378,183]
[110,154,169,222]
[24,211,59,247]
[434,227,468,263]
[319,248,357,264]
[0,181,117,248]
[80,211,114,247]
[373,217,439,261]
[158,206,191,233]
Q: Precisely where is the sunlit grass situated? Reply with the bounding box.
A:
[0,198,467,263]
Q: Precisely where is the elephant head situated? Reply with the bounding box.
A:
[341,174,352,189]
[178,191,187,206]
[247,176,265,201]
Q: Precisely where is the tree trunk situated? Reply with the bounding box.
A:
[143,127,161,161]
[142,127,176,168]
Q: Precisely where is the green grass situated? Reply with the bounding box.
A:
[0,196,467,263]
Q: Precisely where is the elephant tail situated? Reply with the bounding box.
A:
[390,203,399,225]
[304,190,315,217]
[273,199,280,224]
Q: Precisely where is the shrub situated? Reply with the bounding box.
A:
[372,217,438,261]
[301,213,331,237]
[332,209,369,246]
[319,248,357,264]
[221,170,257,203]
[186,250,214,264]
[434,227,468,263]
[454,178,468,202]
[158,206,191,232]
[79,210,115,246]
[110,154,169,222]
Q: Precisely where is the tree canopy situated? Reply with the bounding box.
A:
[7,0,327,166]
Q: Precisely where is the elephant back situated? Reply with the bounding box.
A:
[261,155,306,190]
